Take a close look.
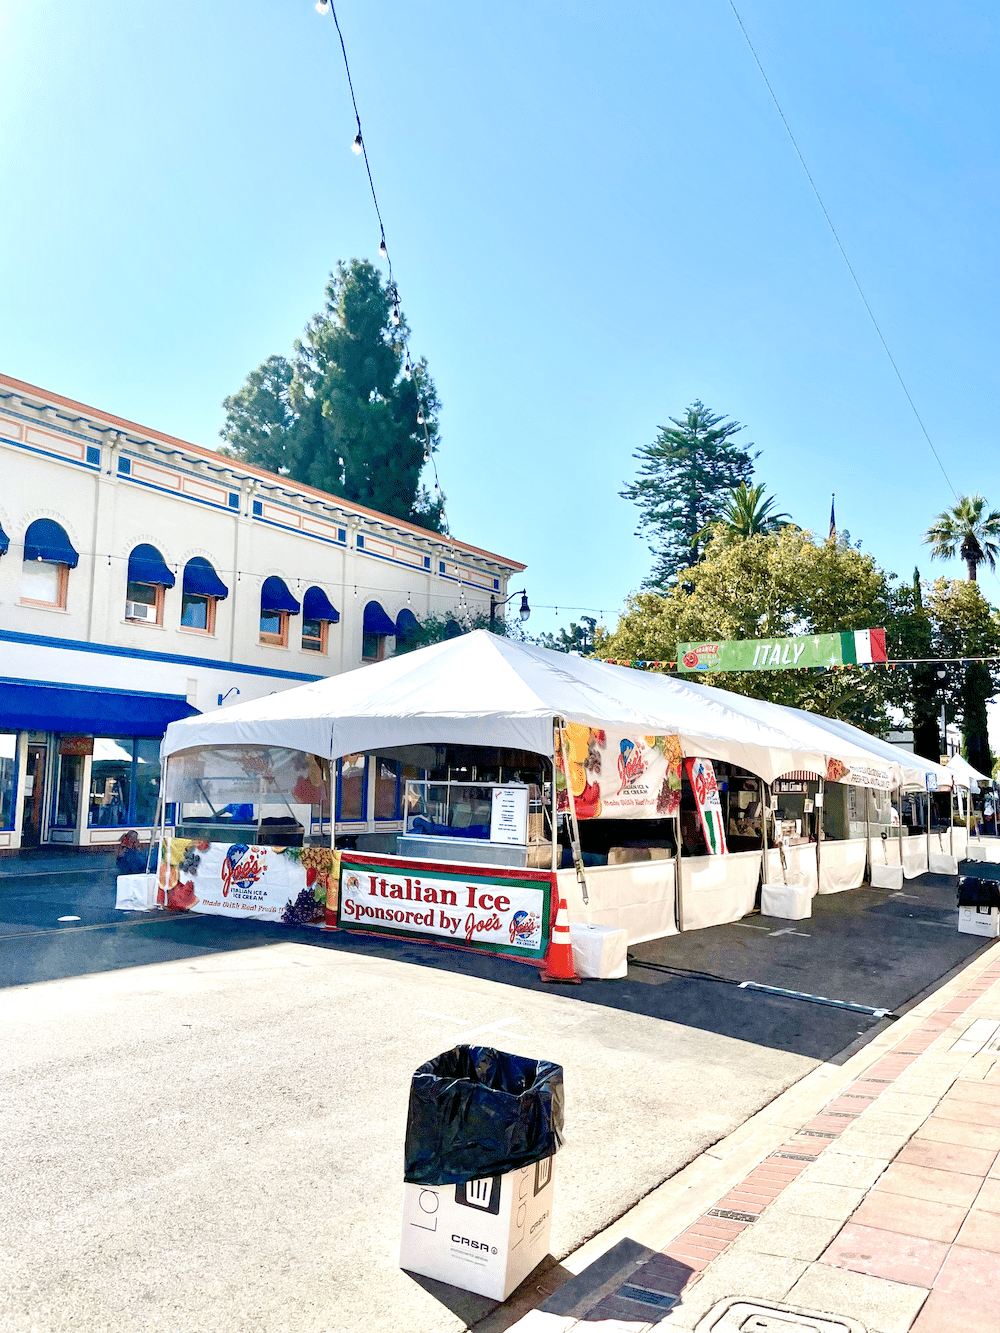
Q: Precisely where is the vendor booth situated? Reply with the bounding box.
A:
[158,632,917,963]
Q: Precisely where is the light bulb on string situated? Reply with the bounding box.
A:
[416,409,425,426]
[391,304,400,327]
[352,132,363,155]
[403,355,412,380]
[315,0,331,13]
[379,237,387,260]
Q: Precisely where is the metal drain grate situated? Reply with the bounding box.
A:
[696,1297,867,1331]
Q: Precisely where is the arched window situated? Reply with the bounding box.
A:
[21,519,78,609]
[125,544,174,625]
[181,557,228,634]
[362,600,396,662]
[301,586,340,655]
[260,576,300,647]
[395,608,420,650]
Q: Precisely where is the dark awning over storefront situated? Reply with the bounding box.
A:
[0,679,198,735]
[395,608,420,644]
[128,544,175,587]
[363,601,396,636]
[23,519,79,568]
[184,556,229,599]
[0,522,9,556]
[303,586,340,622]
[261,575,300,615]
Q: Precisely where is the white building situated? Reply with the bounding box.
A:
[0,373,524,851]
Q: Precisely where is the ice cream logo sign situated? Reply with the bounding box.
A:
[222,844,265,898]
[617,738,647,794]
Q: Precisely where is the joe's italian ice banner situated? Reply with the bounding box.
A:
[338,853,551,960]
[554,723,682,820]
[158,837,336,925]
[686,757,727,856]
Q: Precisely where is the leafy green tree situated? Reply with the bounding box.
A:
[923,578,1000,774]
[924,494,1000,582]
[221,260,445,532]
[393,609,530,656]
[903,568,941,763]
[696,482,792,548]
[603,527,904,729]
[621,401,757,588]
[535,616,598,655]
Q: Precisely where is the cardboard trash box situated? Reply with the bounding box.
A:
[570,922,628,979]
[400,1046,563,1300]
[400,1156,555,1301]
[958,905,1000,938]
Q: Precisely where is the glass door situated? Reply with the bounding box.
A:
[21,742,48,847]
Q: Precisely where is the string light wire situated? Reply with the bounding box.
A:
[317,1,446,512]
[726,0,958,500]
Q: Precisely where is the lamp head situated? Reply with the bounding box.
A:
[518,592,530,622]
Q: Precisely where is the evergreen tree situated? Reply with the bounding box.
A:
[621,401,757,588]
[220,260,445,532]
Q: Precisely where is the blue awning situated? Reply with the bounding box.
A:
[364,600,397,636]
[0,678,198,735]
[23,519,79,568]
[128,543,175,588]
[0,522,8,556]
[395,608,420,642]
[303,586,340,623]
[184,556,229,600]
[261,575,300,615]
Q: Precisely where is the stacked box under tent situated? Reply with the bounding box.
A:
[157,632,941,960]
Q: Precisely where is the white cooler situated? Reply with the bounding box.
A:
[115,873,158,911]
[569,923,628,979]
[761,882,812,920]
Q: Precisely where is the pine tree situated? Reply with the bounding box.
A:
[220,261,445,532]
[621,401,757,588]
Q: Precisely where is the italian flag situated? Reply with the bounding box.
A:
[686,758,728,856]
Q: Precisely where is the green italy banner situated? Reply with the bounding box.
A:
[677,629,886,674]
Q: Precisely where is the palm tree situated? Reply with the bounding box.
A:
[695,482,791,546]
[924,494,1000,582]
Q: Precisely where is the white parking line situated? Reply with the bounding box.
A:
[415,1010,529,1045]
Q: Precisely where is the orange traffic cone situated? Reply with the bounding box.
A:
[540,897,581,984]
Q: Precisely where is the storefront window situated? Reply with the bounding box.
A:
[180,592,213,632]
[86,737,163,827]
[338,754,367,822]
[133,739,162,826]
[125,580,161,624]
[89,738,133,826]
[51,752,83,828]
[21,559,67,608]
[0,733,17,829]
[301,618,327,653]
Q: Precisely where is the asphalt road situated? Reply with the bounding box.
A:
[0,854,990,1333]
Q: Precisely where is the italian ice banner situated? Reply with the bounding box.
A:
[677,629,887,674]
[686,757,728,855]
[554,724,683,820]
[158,837,338,926]
[338,853,551,961]
[824,758,896,791]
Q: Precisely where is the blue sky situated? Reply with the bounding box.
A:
[2,1,999,647]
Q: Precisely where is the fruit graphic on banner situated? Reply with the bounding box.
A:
[553,725,682,819]
[685,757,728,856]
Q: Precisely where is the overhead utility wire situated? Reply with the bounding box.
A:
[726,1,958,500]
[315,0,446,510]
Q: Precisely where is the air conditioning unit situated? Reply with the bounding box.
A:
[125,601,154,621]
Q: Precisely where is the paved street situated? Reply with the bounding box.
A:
[0,854,991,1333]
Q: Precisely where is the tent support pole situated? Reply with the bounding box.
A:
[760,778,769,885]
[154,755,169,903]
[674,807,683,933]
[950,785,955,859]
[329,760,336,850]
[865,787,872,884]
[549,757,559,874]
[555,719,588,905]
[815,776,823,889]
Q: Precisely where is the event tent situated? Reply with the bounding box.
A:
[946,753,991,793]
[162,631,902,787]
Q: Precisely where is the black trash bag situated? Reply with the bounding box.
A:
[957,877,1000,908]
[404,1045,564,1186]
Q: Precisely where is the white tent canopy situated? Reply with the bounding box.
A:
[162,632,902,787]
[946,753,991,793]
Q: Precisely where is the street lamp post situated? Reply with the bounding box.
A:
[489,588,530,631]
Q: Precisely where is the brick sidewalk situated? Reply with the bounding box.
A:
[510,941,1000,1333]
